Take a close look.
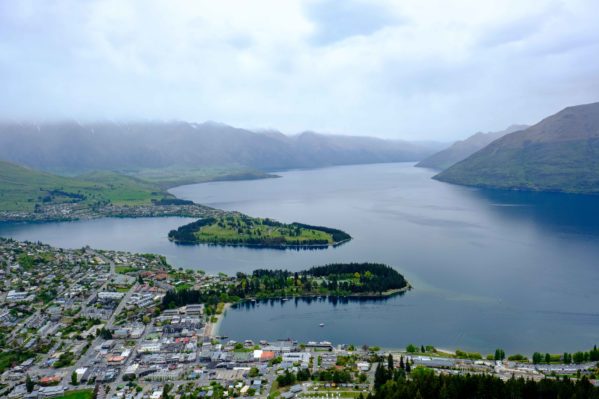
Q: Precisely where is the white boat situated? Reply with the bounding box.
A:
[319,323,325,327]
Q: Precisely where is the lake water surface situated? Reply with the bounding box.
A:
[2,163,599,353]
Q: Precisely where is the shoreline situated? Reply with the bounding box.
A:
[207,303,231,338]
[231,285,412,303]
[169,239,351,250]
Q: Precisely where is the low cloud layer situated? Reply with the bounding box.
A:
[1,0,598,140]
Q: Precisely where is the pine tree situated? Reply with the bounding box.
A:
[71,370,78,385]
[26,374,34,393]
[399,355,405,370]
[387,354,394,371]
[374,362,388,390]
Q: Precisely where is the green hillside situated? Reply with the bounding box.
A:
[416,125,528,170]
[435,102,599,194]
[125,166,277,189]
[0,161,167,211]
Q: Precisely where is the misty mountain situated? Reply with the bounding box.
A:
[0,121,440,174]
[416,125,529,170]
[434,102,599,194]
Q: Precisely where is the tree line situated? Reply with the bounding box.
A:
[370,354,599,399]
[533,346,599,365]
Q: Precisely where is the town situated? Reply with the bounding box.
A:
[0,238,597,399]
[0,202,223,223]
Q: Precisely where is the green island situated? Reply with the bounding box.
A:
[162,263,410,309]
[167,214,352,248]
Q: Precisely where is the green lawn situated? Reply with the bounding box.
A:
[115,266,139,274]
[195,215,333,245]
[55,389,94,399]
[175,282,193,292]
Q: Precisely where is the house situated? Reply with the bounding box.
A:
[290,385,303,394]
[98,291,125,300]
[38,386,65,398]
[6,290,31,302]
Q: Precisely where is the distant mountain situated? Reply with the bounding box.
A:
[416,125,528,170]
[435,102,599,194]
[0,121,440,174]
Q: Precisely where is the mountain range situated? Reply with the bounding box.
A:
[416,125,529,170]
[0,121,442,174]
[435,102,599,194]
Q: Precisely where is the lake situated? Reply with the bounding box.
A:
[2,163,599,354]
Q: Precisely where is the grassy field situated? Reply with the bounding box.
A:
[115,266,139,274]
[55,389,94,399]
[196,216,333,244]
[0,161,167,212]
[169,214,344,246]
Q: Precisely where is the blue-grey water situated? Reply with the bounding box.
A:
[1,163,599,354]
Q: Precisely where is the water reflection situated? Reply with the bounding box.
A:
[470,188,599,237]
[232,293,405,310]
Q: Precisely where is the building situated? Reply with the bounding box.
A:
[98,291,125,300]
[38,386,65,398]
[6,290,31,302]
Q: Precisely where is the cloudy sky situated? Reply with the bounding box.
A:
[1,0,598,140]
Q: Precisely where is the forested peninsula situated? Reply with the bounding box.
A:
[167,214,351,248]
[162,263,410,309]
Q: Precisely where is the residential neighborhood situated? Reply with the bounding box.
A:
[1,238,597,399]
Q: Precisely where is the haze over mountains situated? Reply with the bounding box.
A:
[435,102,599,194]
[0,121,442,174]
[416,125,529,170]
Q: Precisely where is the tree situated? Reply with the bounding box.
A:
[405,360,411,373]
[97,327,112,339]
[71,370,78,385]
[573,351,585,364]
[563,352,572,364]
[399,356,405,370]
[387,354,394,371]
[421,345,425,353]
[162,383,173,399]
[545,353,551,364]
[26,374,34,393]
[374,362,388,390]
[406,344,417,353]
[248,367,260,378]
[532,352,542,364]
[494,349,505,361]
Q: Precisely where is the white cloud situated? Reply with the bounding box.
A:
[0,0,598,140]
